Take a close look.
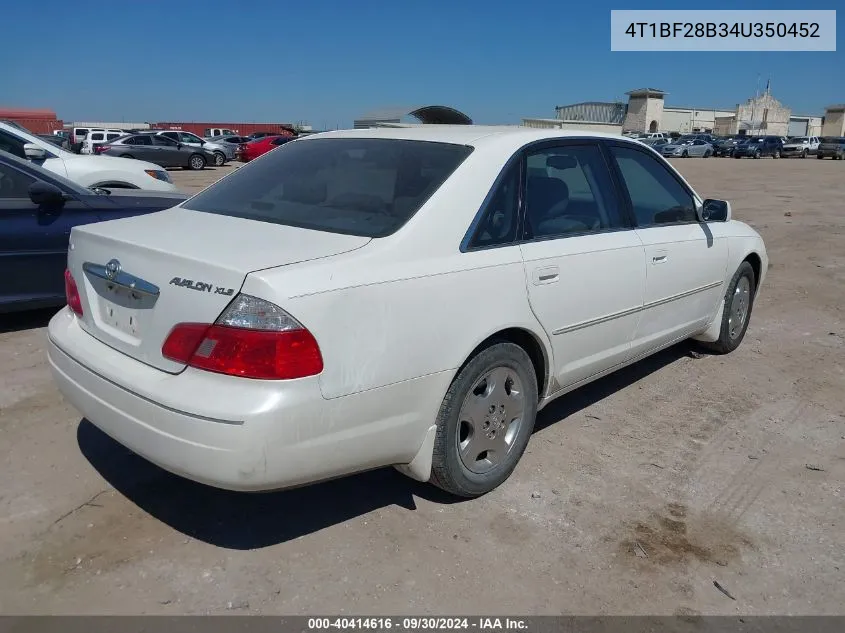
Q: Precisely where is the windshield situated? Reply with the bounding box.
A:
[183,137,473,238]
[787,137,809,143]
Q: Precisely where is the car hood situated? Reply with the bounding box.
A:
[65,153,164,172]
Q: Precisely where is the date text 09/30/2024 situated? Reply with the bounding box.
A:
[307,618,529,631]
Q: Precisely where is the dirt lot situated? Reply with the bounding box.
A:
[1,157,843,615]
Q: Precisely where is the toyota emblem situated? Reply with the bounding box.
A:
[105,259,121,281]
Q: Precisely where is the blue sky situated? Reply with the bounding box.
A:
[1,0,842,128]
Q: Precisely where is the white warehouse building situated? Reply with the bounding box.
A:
[524,87,824,137]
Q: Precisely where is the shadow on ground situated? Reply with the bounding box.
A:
[78,342,695,549]
[0,308,56,334]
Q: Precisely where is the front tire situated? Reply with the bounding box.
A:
[213,151,226,167]
[754,149,762,159]
[773,149,781,159]
[188,154,206,170]
[802,149,809,158]
[704,150,712,158]
[699,262,756,355]
[430,342,538,498]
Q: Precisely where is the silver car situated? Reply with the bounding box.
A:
[202,134,251,160]
[659,138,714,158]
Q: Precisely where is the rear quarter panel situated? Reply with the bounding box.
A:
[243,247,549,401]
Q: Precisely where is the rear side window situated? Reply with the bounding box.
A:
[90,133,104,141]
[106,133,122,140]
[469,161,520,249]
[134,135,153,145]
[609,145,696,226]
[183,138,473,237]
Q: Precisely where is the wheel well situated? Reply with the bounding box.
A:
[464,328,549,401]
[744,252,762,290]
[91,181,138,189]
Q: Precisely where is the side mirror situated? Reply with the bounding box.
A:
[176,143,183,149]
[24,143,48,160]
[29,180,68,207]
[699,199,731,223]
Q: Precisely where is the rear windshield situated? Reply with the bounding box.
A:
[183,137,473,237]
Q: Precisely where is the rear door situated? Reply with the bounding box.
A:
[519,140,646,389]
[606,142,728,357]
[124,135,157,162]
[0,160,97,307]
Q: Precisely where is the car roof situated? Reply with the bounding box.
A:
[302,125,635,151]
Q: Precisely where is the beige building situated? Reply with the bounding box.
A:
[623,88,666,133]
[822,105,845,137]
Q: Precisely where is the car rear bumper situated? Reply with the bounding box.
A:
[48,308,444,491]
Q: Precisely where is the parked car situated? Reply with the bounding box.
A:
[0,121,177,191]
[236,135,293,162]
[781,136,820,158]
[81,130,127,155]
[69,127,130,154]
[712,136,742,157]
[640,138,670,148]
[732,136,783,159]
[204,135,251,158]
[99,133,214,170]
[635,132,668,140]
[49,127,767,497]
[37,134,71,150]
[248,131,283,140]
[0,150,186,313]
[816,137,845,159]
[204,128,237,138]
[153,131,230,166]
[659,138,714,158]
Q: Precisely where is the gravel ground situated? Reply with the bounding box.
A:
[0,156,843,615]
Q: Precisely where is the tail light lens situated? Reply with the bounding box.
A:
[94,145,110,154]
[161,295,323,380]
[64,269,83,316]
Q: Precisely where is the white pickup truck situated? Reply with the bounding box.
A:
[782,136,820,158]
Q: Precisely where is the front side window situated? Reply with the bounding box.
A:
[161,132,179,141]
[0,130,27,159]
[0,162,36,198]
[609,145,696,226]
[180,133,202,143]
[524,144,624,239]
[183,138,473,237]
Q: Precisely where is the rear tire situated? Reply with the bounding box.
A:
[682,150,689,158]
[699,261,756,355]
[188,154,206,170]
[773,149,781,159]
[430,342,538,498]
[817,154,824,159]
[704,150,712,158]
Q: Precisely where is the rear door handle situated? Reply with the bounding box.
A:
[533,266,560,285]
[652,254,668,264]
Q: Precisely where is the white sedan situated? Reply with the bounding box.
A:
[48,126,767,497]
[0,121,178,192]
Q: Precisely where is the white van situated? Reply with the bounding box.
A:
[81,130,127,155]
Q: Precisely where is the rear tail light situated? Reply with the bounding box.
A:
[161,294,323,380]
[64,269,83,316]
[94,145,110,154]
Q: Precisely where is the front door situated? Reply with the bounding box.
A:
[519,141,646,389]
[0,162,97,308]
[606,142,729,358]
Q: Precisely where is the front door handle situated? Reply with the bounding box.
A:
[533,266,560,285]
[652,253,668,264]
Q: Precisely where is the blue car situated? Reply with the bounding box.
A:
[0,150,187,313]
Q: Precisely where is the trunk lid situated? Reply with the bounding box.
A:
[68,207,370,372]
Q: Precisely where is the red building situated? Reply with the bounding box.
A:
[153,121,296,137]
[0,108,63,134]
